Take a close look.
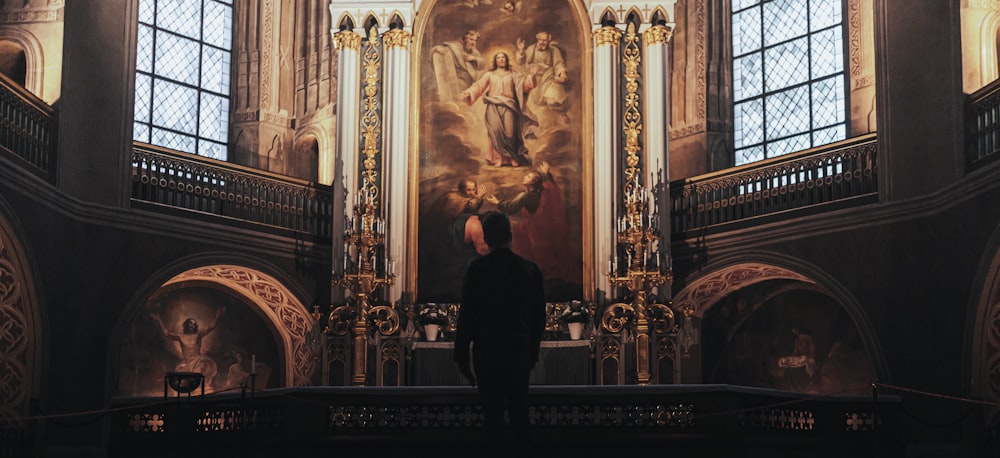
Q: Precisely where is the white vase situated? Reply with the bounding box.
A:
[567,322,584,340]
[424,324,441,341]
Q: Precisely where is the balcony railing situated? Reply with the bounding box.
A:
[968,78,1000,170]
[670,134,878,236]
[131,143,332,239]
[108,385,901,455]
[0,72,56,180]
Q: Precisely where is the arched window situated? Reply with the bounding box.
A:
[133,0,233,160]
[732,0,846,165]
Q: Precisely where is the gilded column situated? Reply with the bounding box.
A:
[593,23,623,302]
[382,24,411,304]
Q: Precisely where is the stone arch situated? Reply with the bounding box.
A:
[0,202,43,424]
[115,261,316,392]
[650,6,671,25]
[674,251,887,383]
[969,223,1000,431]
[0,27,42,97]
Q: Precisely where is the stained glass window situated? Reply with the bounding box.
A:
[134,0,232,160]
[732,0,845,166]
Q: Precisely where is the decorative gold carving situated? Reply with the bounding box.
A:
[334,30,362,51]
[369,305,400,335]
[601,302,635,333]
[383,28,411,50]
[969,0,1000,10]
[328,26,394,386]
[608,21,671,386]
[593,26,622,47]
[643,25,672,46]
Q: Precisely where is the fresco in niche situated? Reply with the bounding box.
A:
[701,289,875,395]
[117,287,280,396]
[417,0,585,302]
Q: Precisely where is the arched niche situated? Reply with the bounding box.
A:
[674,258,883,394]
[0,205,42,423]
[0,39,26,86]
[970,223,1000,432]
[292,133,320,182]
[115,265,316,396]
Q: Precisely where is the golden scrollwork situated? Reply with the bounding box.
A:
[369,305,400,335]
[649,303,676,334]
[383,28,411,50]
[326,304,354,336]
[643,24,673,46]
[593,26,622,47]
[334,30,361,51]
[601,302,635,333]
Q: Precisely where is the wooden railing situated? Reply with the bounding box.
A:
[0,72,56,180]
[670,134,878,236]
[968,78,1000,170]
[130,143,333,239]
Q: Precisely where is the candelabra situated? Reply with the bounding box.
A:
[608,171,672,385]
[332,176,395,386]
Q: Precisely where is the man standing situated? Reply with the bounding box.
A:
[454,211,546,453]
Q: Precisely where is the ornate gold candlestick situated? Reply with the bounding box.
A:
[608,172,671,385]
[332,176,395,386]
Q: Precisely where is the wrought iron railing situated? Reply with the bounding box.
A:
[670,134,878,236]
[130,143,332,239]
[968,78,1000,170]
[0,72,56,180]
[108,386,902,455]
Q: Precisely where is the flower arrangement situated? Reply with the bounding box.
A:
[418,304,448,326]
[559,300,590,324]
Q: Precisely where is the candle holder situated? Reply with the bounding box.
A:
[330,176,396,386]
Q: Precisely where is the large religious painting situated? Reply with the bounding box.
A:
[416,0,588,302]
[117,286,281,396]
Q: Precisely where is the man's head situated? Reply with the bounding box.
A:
[481,211,512,248]
[463,30,480,52]
[522,170,543,191]
[535,32,553,50]
[458,178,477,197]
[183,318,199,334]
[492,52,510,70]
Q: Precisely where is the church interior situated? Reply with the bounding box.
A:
[1,0,999,456]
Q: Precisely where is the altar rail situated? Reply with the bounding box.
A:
[130,142,333,239]
[670,134,878,236]
[968,78,1000,170]
[0,72,56,180]
[107,385,902,457]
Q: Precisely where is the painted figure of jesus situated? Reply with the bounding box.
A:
[460,52,537,167]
